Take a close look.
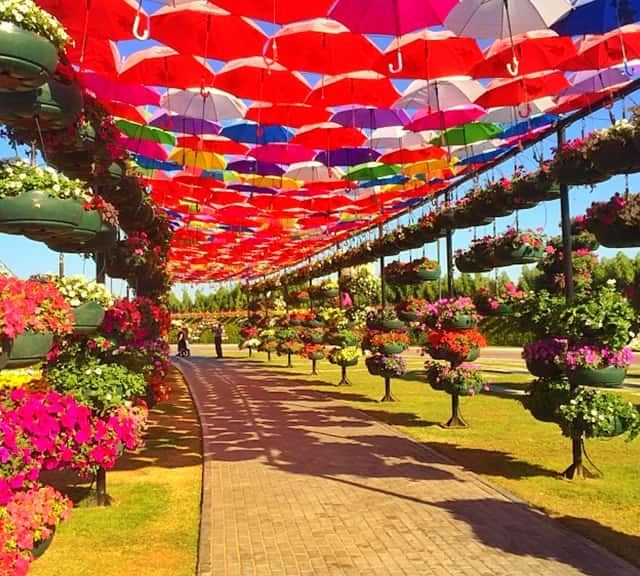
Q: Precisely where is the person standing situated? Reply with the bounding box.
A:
[214,323,224,358]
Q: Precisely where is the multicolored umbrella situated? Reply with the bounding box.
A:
[315,147,381,166]
[79,71,160,106]
[177,135,249,156]
[227,160,285,177]
[475,71,570,108]
[344,162,400,181]
[365,126,431,149]
[115,118,176,145]
[248,143,316,164]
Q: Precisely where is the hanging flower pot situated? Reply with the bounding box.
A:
[588,221,639,248]
[335,356,358,367]
[365,355,382,376]
[303,319,323,328]
[567,366,627,388]
[413,266,441,282]
[0,190,84,240]
[321,288,339,299]
[72,301,106,335]
[308,351,325,361]
[525,358,563,379]
[398,310,419,322]
[455,253,492,273]
[0,77,83,130]
[382,342,405,355]
[0,331,54,368]
[381,318,405,331]
[32,529,56,559]
[0,22,58,92]
[494,243,545,265]
[442,315,477,331]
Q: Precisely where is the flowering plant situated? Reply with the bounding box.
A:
[365,330,410,353]
[0,276,73,339]
[365,353,407,377]
[319,306,347,329]
[422,297,480,328]
[277,339,304,355]
[328,346,360,364]
[50,274,114,308]
[522,337,567,365]
[320,279,339,290]
[424,362,487,396]
[425,329,486,359]
[239,326,258,339]
[326,329,361,347]
[84,195,119,228]
[0,0,70,48]
[473,283,526,313]
[239,337,261,349]
[300,343,326,359]
[494,226,546,251]
[523,377,571,423]
[559,386,640,439]
[120,232,159,269]
[409,257,439,272]
[102,297,171,344]
[563,344,633,371]
[0,160,91,201]
[0,368,42,391]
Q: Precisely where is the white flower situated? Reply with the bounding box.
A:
[606,278,617,286]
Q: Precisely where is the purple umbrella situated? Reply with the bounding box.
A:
[227,159,285,176]
[330,107,410,129]
[227,183,279,195]
[561,66,638,96]
[149,112,220,135]
[315,147,381,167]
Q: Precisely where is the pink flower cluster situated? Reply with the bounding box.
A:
[0,277,73,339]
[522,337,568,364]
[586,193,627,225]
[102,297,171,345]
[564,344,633,371]
[423,297,480,328]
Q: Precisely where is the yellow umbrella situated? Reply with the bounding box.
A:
[242,174,302,189]
[402,157,455,177]
[168,147,227,170]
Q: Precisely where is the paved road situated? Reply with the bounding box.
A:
[177,356,640,576]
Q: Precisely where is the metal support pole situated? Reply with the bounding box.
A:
[95,252,109,505]
[445,230,455,299]
[379,224,386,306]
[58,253,64,278]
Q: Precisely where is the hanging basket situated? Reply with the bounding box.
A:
[381,318,405,331]
[381,342,406,355]
[321,288,339,299]
[494,244,544,266]
[0,23,58,92]
[413,267,441,281]
[589,138,640,176]
[525,358,563,379]
[426,345,480,364]
[398,310,419,322]
[588,220,640,249]
[308,351,324,361]
[0,77,83,131]
[477,302,513,316]
[335,356,358,367]
[442,315,477,331]
[455,253,493,274]
[567,366,626,388]
[0,331,54,368]
[0,191,84,240]
[72,301,106,335]
[552,157,608,186]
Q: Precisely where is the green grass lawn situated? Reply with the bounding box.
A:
[227,348,640,568]
[30,369,201,576]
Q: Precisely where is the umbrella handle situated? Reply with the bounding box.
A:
[388,51,403,74]
[506,55,519,77]
[133,12,150,41]
[517,101,532,119]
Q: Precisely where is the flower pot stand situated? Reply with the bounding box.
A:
[441,393,468,429]
[380,376,395,402]
[337,364,352,386]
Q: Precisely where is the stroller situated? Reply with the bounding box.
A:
[177,331,191,357]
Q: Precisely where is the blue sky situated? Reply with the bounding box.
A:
[1,4,639,294]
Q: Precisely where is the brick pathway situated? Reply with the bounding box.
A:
[178,357,640,576]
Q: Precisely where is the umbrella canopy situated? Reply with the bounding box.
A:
[472,31,577,78]
[118,46,216,89]
[552,0,640,35]
[248,143,315,164]
[402,158,454,177]
[496,113,559,138]
[160,88,247,122]
[375,30,483,79]
[263,19,382,75]
[150,3,267,61]
[562,67,637,95]
[211,0,334,24]
[329,0,457,35]
[330,107,410,129]
[168,148,227,170]
[246,103,332,128]
[445,0,571,38]
[79,71,160,106]
[344,162,400,181]
[214,57,311,104]
[227,160,285,177]
[315,147,381,166]
[394,79,485,110]
[365,126,432,149]
[306,72,400,108]
[475,71,570,108]
[115,118,176,145]
[431,123,503,146]
[284,161,342,182]
[481,97,555,123]
[67,37,119,76]
[177,135,249,156]
[148,113,221,135]
[561,25,640,71]
[406,104,486,131]
[102,101,146,124]
[220,121,294,144]
[378,145,447,164]
[291,122,366,150]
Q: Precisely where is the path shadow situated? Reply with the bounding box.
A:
[360,409,438,428]
[434,498,640,576]
[423,441,557,479]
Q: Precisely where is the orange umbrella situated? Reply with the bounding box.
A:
[119,46,215,89]
[150,3,267,61]
[263,18,382,75]
[378,145,447,164]
[306,71,400,108]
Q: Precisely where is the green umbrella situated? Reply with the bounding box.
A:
[344,162,400,181]
[430,122,502,147]
[115,118,177,145]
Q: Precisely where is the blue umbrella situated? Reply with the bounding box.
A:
[496,114,559,139]
[133,155,182,171]
[458,147,513,165]
[227,159,285,176]
[148,113,220,135]
[358,174,409,188]
[552,0,640,35]
[221,120,293,144]
[315,147,381,167]
[330,107,410,129]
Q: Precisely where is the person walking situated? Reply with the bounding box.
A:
[214,323,224,358]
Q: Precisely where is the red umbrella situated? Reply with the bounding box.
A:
[550,90,612,114]
[119,46,215,89]
[177,135,249,156]
[472,31,577,79]
[101,101,147,124]
[78,71,161,106]
[66,37,119,76]
[475,71,569,109]
[375,30,482,79]
[378,145,447,164]
[248,143,315,164]
[246,103,332,127]
[306,72,400,108]
[214,57,311,104]
[37,0,148,41]
[211,0,334,24]
[561,25,640,71]
[150,3,267,61]
[291,122,366,150]
[263,19,382,75]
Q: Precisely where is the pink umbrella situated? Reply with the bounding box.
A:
[406,104,486,132]
[115,135,168,161]
[78,71,161,106]
[248,143,316,164]
[329,0,457,35]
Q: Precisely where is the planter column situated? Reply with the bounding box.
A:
[338,365,351,386]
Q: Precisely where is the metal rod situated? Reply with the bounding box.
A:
[557,129,575,303]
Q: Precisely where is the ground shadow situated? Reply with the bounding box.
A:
[360,408,439,428]
[434,498,640,576]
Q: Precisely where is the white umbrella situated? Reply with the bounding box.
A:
[394,78,484,110]
[449,139,507,160]
[160,87,247,122]
[482,97,555,124]
[365,126,434,149]
[284,161,343,181]
[444,0,571,39]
